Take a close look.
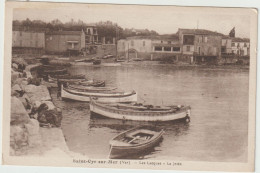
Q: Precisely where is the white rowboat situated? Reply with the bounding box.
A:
[61,85,137,102]
[90,100,191,122]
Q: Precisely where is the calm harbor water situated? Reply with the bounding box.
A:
[50,64,249,162]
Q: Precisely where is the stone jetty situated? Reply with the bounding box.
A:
[10,57,84,158]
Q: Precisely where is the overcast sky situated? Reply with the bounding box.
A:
[13,3,252,38]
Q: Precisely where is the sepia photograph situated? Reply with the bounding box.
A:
[1,1,257,172]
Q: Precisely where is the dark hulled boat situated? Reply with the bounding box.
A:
[109,126,164,159]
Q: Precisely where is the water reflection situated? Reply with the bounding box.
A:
[89,115,190,135]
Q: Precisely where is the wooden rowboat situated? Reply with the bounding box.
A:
[75,58,93,62]
[66,86,120,95]
[68,84,117,92]
[48,76,84,83]
[43,68,67,75]
[79,80,105,87]
[93,59,101,65]
[109,126,164,159]
[90,100,191,122]
[41,65,65,70]
[55,78,105,87]
[50,74,85,79]
[61,85,137,102]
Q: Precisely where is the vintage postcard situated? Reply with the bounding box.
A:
[2,1,257,172]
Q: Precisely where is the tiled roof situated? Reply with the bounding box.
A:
[156,34,179,40]
[178,28,225,36]
[231,37,250,42]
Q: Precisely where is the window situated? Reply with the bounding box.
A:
[154,46,162,51]
[131,40,134,46]
[161,40,163,43]
[183,35,195,45]
[199,36,202,43]
[244,43,247,47]
[231,43,235,46]
[221,46,226,53]
[186,46,190,52]
[204,36,208,43]
[172,47,180,51]
[164,47,171,51]
[143,41,145,46]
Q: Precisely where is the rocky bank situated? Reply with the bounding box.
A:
[10,58,83,158]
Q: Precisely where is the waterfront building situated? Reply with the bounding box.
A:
[117,35,182,61]
[117,36,152,60]
[12,31,45,54]
[221,35,233,54]
[85,25,99,44]
[45,30,85,55]
[231,37,250,56]
[151,35,182,61]
[177,28,223,64]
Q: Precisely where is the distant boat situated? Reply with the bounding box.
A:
[75,58,86,62]
[56,78,85,84]
[49,74,85,79]
[132,58,142,61]
[42,65,65,70]
[55,78,105,87]
[93,59,101,65]
[43,68,67,75]
[90,100,191,122]
[75,58,93,62]
[115,59,125,62]
[48,75,85,83]
[61,85,137,102]
[103,54,114,59]
[109,126,164,159]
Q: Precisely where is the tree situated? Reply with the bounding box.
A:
[21,18,32,30]
[229,27,235,37]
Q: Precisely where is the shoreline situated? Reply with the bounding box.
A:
[14,54,250,70]
[10,58,85,158]
[70,60,249,70]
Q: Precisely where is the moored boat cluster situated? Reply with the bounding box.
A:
[43,64,191,159]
